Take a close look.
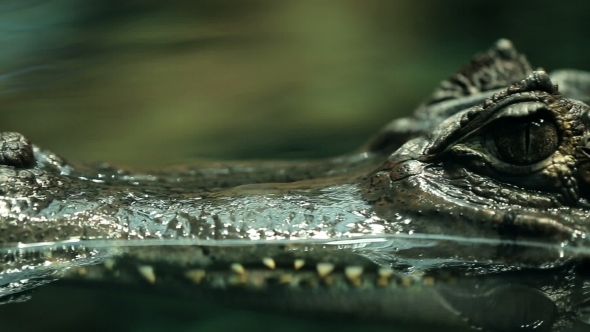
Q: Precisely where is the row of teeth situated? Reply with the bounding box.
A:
[230,260,367,279]
[124,257,435,287]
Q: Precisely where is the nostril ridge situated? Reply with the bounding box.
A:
[0,132,35,168]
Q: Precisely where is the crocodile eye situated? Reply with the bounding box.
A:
[487,114,559,165]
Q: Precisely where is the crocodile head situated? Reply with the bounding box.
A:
[366,71,590,261]
[2,40,590,331]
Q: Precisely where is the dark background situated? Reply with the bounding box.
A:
[0,0,589,331]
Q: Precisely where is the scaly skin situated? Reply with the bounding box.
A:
[2,40,590,331]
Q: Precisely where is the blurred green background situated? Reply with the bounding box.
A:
[3,0,590,166]
[1,0,590,331]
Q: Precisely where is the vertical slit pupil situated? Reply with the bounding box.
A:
[491,114,559,165]
[525,121,531,159]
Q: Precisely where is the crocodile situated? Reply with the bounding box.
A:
[2,39,590,331]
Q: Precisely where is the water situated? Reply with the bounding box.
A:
[1,234,590,331]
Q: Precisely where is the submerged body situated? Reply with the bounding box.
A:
[2,40,590,331]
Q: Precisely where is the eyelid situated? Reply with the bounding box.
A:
[460,101,556,150]
[486,101,548,123]
[447,109,561,174]
[425,97,551,158]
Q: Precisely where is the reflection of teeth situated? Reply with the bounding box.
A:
[401,277,412,287]
[279,274,293,284]
[316,262,334,277]
[185,269,206,284]
[294,259,305,270]
[227,274,248,286]
[262,257,275,269]
[228,274,247,285]
[410,271,425,280]
[104,259,115,270]
[344,266,363,280]
[231,263,246,275]
[77,267,88,276]
[138,265,156,284]
[423,276,435,286]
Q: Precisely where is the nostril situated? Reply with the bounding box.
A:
[0,132,35,168]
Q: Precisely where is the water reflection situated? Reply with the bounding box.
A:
[1,234,589,331]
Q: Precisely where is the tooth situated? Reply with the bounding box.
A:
[294,259,305,270]
[378,267,394,278]
[104,259,115,271]
[377,267,394,287]
[185,269,206,284]
[262,257,275,269]
[344,266,363,280]
[316,262,334,277]
[230,263,246,275]
[138,265,156,284]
